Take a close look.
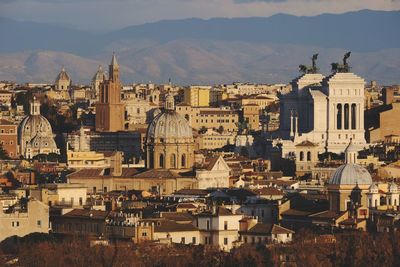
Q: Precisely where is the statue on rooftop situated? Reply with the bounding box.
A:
[331,51,351,73]
[299,53,319,74]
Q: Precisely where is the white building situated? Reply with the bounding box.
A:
[196,207,243,251]
[278,69,367,156]
[196,156,230,189]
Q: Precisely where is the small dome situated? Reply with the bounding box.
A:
[147,111,193,142]
[56,67,70,82]
[92,66,106,82]
[329,164,372,185]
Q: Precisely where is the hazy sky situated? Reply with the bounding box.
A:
[0,0,399,31]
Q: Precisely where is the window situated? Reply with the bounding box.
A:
[159,153,164,168]
[79,197,83,205]
[224,221,228,230]
[37,220,41,227]
[181,154,186,168]
[344,104,349,129]
[299,151,304,161]
[93,187,96,193]
[192,237,196,244]
[142,232,147,237]
[104,187,107,193]
[206,220,210,230]
[170,154,176,168]
[224,238,228,245]
[351,104,357,129]
[181,237,185,244]
[307,151,311,161]
[205,237,209,244]
[336,104,342,129]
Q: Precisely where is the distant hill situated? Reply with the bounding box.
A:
[0,10,399,84]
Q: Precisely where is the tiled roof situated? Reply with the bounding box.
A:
[253,187,284,196]
[244,223,294,235]
[172,189,209,196]
[141,218,198,232]
[133,169,194,179]
[295,140,317,147]
[63,209,109,220]
[160,212,194,222]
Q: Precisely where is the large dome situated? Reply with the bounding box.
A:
[147,111,193,141]
[18,98,59,158]
[329,163,372,185]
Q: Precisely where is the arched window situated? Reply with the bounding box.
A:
[181,154,186,168]
[307,151,311,161]
[299,151,304,161]
[159,154,164,168]
[336,104,342,129]
[170,154,176,168]
[375,199,378,207]
[351,104,356,129]
[344,104,349,129]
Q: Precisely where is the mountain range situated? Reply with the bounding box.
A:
[0,9,399,85]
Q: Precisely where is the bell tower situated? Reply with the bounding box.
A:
[95,53,125,132]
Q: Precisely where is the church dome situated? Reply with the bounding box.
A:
[92,65,106,82]
[56,67,70,82]
[329,163,372,185]
[147,93,192,142]
[147,111,193,141]
[18,98,58,158]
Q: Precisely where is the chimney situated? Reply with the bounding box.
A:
[112,151,123,177]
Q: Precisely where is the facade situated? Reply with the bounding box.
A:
[365,102,400,143]
[196,128,236,150]
[0,199,49,241]
[146,94,194,170]
[176,105,239,132]
[95,54,125,132]
[0,119,18,158]
[242,104,260,131]
[278,71,367,156]
[184,86,210,107]
[196,156,230,189]
[18,98,59,159]
[196,207,243,251]
[295,140,319,176]
[239,217,294,244]
[30,183,87,207]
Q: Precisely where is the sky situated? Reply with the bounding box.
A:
[0,0,399,31]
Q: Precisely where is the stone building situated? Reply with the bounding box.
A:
[0,198,49,241]
[95,54,125,132]
[0,119,19,158]
[18,97,59,159]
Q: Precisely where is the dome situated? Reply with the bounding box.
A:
[18,98,59,158]
[56,67,70,82]
[92,66,106,82]
[147,111,193,141]
[19,115,53,137]
[329,163,372,185]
